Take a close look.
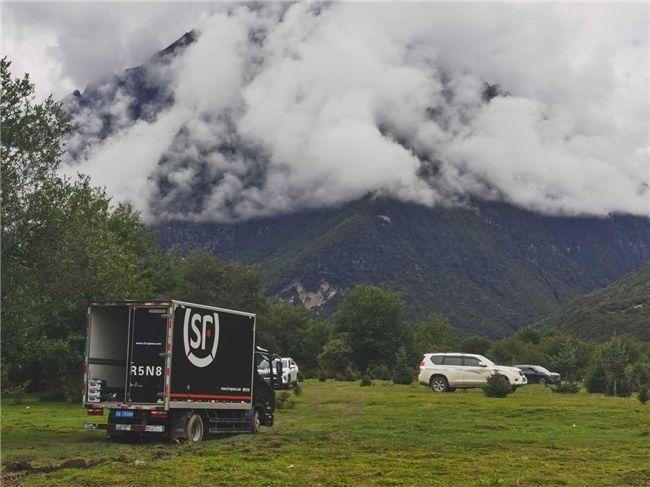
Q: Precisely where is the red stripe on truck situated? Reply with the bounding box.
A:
[170,393,251,401]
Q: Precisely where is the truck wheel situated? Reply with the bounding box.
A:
[186,413,204,443]
[430,375,448,393]
[251,410,261,434]
[107,430,124,441]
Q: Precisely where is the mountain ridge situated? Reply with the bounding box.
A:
[156,196,650,338]
[537,264,650,341]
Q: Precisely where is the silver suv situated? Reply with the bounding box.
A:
[418,353,527,392]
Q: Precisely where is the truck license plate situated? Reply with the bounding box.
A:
[115,410,134,418]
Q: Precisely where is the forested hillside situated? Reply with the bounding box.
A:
[157,197,650,338]
[538,265,650,341]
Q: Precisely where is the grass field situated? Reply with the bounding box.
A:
[2,381,649,486]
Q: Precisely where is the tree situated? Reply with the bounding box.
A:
[1,58,161,397]
[333,285,407,370]
[317,338,352,378]
[414,314,457,355]
[550,339,578,381]
[460,336,493,356]
[167,249,266,313]
[392,345,414,385]
[602,337,630,397]
[257,300,314,367]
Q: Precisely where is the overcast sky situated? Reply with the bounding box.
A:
[3,2,649,221]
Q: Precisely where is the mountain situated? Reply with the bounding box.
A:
[537,264,650,341]
[63,31,197,160]
[64,32,650,339]
[157,196,650,338]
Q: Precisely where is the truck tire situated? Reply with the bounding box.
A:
[430,375,448,393]
[186,413,204,443]
[251,410,261,434]
[107,430,125,441]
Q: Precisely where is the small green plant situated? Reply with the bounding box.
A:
[638,388,649,404]
[360,374,373,387]
[275,390,294,409]
[292,381,302,396]
[318,370,327,382]
[553,381,581,394]
[483,374,512,398]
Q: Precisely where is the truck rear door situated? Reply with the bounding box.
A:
[127,307,167,404]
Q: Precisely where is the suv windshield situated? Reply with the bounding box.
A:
[535,366,551,374]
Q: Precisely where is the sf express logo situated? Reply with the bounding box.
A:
[183,308,220,368]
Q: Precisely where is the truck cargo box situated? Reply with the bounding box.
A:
[83,300,256,411]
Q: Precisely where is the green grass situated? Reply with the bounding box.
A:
[2,381,649,486]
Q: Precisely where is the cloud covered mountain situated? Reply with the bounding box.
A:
[61,3,649,222]
[56,4,650,336]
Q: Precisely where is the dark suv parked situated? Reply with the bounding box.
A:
[515,365,561,385]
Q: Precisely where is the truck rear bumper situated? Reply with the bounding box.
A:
[84,422,165,433]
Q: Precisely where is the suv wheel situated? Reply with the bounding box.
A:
[430,375,448,393]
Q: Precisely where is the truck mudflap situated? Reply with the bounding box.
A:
[84,422,165,433]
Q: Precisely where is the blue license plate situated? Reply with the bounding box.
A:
[115,410,134,418]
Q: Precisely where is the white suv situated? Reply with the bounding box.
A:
[418,353,527,392]
[272,357,300,388]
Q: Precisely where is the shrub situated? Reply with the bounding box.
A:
[360,374,373,387]
[367,364,392,380]
[275,391,294,409]
[343,366,358,382]
[318,370,327,382]
[292,381,302,396]
[638,388,649,404]
[552,382,581,394]
[483,374,512,398]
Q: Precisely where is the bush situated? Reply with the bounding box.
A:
[343,366,358,382]
[6,380,30,405]
[585,361,608,393]
[638,388,649,404]
[367,364,392,380]
[483,374,512,398]
[392,368,413,385]
[292,381,302,396]
[360,374,373,387]
[275,391,294,409]
[318,370,327,382]
[552,382,581,394]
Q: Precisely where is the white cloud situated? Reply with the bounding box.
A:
[6,2,649,220]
